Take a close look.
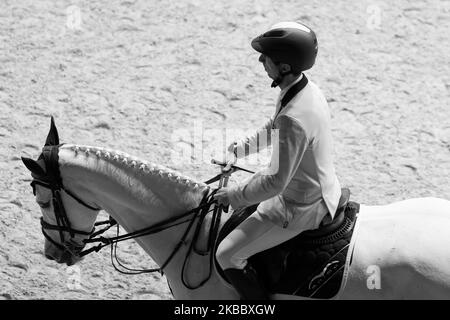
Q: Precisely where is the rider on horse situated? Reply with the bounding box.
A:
[213,21,342,299]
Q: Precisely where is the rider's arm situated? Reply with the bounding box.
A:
[226,114,311,208]
[228,117,274,159]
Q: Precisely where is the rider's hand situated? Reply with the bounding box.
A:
[223,142,237,172]
[213,187,231,207]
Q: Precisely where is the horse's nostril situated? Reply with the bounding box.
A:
[45,254,55,260]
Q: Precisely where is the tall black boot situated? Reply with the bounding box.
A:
[223,264,269,300]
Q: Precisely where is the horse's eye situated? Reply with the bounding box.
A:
[38,201,51,209]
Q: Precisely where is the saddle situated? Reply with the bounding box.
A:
[214,188,359,299]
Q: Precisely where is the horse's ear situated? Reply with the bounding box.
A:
[45,116,59,146]
[21,157,46,177]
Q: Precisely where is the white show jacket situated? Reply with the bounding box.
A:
[227,75,342,230]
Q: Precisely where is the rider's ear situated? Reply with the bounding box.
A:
[279,63,291,74]
[45,116,59,146]
[21,157,46,177]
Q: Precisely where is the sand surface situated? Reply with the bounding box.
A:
[0,0,448,299]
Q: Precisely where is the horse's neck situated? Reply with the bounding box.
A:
[57,144,209,267]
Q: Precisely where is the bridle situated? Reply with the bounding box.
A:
[31,178,100,254]
[31,144,224,289]
[31,144,101,256]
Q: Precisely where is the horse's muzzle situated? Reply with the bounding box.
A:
[44,240,83,266]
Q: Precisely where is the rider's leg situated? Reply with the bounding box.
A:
[216,210,308,299]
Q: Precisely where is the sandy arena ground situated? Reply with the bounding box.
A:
[0,0,448,299]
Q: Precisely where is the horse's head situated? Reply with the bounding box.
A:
[21,117,100,266]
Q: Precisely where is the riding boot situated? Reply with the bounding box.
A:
[223,264,269,300]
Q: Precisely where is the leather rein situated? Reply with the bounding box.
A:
[31,144,223,289]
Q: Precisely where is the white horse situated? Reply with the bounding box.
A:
[22,119,450,299]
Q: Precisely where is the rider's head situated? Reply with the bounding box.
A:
[251,21,318,88]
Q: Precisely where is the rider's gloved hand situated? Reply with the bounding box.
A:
[212,142,237,213]
[213,188,230,207]
[223,142,238,172]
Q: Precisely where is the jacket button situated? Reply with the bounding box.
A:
[283,221,289,228]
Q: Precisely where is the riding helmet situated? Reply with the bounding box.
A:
[251,21,318,73]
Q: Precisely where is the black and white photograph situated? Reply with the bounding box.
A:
[0,0,449,306]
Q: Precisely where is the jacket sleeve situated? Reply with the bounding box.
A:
[226,114,311,208]
[227,117,274,159]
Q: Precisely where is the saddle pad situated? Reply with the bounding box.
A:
[215,201,360,299]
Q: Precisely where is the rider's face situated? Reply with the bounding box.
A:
[259,54,280,80]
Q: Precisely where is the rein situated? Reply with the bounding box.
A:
[32,144,225,289]
[82,189,218,281]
